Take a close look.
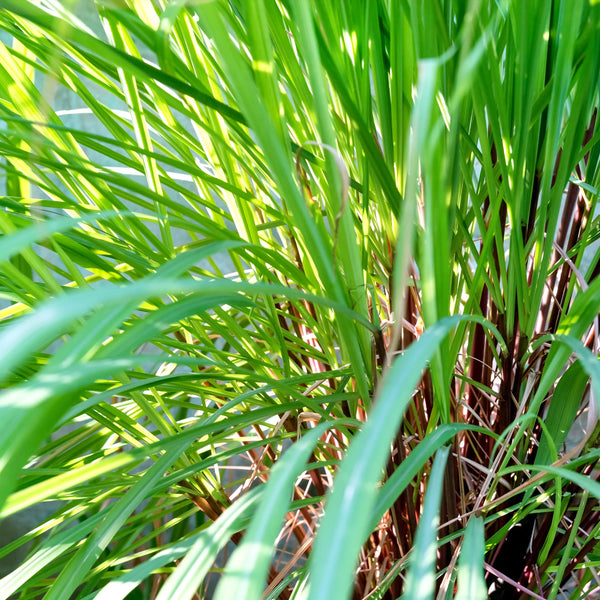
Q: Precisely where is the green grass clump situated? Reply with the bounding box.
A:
[0,1,599,599]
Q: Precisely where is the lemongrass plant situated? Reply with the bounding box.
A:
[0,1,599,599]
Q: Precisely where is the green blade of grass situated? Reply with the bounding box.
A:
[94,486,262,600]
[44,438,191,600]
[370,423,495,530]
[199,421,342,600]
[535,360,589,467]
[454,516,486,600]
[306,315,504,600]
[401,446,449,600]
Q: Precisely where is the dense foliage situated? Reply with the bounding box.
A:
[0,1,599,599]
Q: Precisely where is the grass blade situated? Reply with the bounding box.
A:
[454,516,486,600]
[401,446,449,600]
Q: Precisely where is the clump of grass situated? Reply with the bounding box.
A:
[0,1,599,599]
